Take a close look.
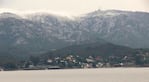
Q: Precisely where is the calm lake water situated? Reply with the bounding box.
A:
[0,68,149,82]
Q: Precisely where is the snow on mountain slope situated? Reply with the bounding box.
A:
[79,10,149,48]
[0,10,149,57]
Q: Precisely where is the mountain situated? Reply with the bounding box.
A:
[0,10,149,58]
[79,10,149,48]
[0,12,103,58]
[25,10,149,48]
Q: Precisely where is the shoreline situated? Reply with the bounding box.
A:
[1,67,149,72]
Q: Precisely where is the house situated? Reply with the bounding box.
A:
[47,59,53,63]
[81,63,93,68]
[96,62,104,68]
[86,58,94,63]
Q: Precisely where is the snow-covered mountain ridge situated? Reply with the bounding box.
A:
[0,10,149,57]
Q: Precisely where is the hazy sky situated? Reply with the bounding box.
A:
[0,0,149,16]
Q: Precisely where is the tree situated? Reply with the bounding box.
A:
[29,56,40,66]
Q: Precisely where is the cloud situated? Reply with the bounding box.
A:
[0,0,6,7]
[142,0,149,11]
[144,0,149,6]
[0,0,4,4]
[0,0,13,6]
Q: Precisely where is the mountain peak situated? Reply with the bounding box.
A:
[86,10,129,17]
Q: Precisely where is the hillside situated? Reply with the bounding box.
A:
[0,10,149,58]
[42,42,135,58]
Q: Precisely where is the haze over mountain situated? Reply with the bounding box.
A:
[0,10,149,58]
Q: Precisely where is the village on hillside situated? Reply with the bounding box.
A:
[1,51,149,71]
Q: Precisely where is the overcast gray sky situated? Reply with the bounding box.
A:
[0,0,149,16]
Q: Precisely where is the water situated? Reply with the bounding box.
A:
[0,68,149,82]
